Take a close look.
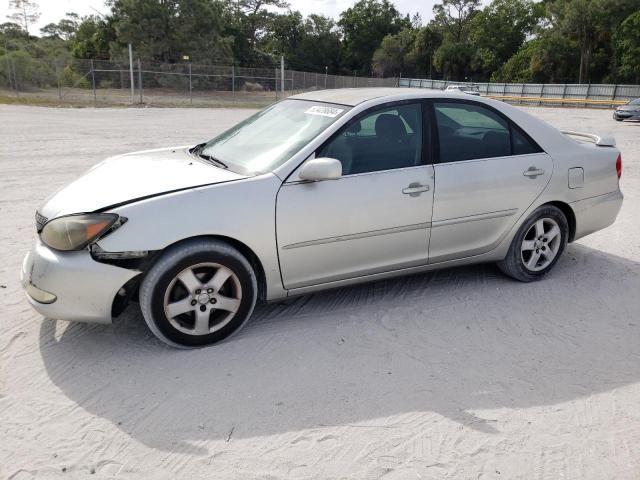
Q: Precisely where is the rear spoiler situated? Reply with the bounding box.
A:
[561,130,616,147]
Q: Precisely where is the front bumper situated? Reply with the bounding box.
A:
[20,239,140,324]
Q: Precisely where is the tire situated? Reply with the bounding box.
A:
[497,205,568,282]
[139,239,257,348]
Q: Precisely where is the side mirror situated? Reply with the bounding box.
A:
[298,157,342,181]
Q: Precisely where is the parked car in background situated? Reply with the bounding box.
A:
[613,98,640,121]
[445,85,481,96]
[21,88,623,348]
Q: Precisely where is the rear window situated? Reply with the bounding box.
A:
[434,102,542,162]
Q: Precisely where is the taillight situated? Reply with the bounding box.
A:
[616,153,622,179]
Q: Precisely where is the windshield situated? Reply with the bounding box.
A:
[629,98,640,105]
[200,99,349,173]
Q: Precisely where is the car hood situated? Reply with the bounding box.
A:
[39,146,247,218]
[617,105,640,111]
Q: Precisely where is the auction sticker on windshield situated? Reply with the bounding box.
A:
[305,106,344,118]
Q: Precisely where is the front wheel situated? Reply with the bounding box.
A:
[498,205,568,282]
[140,239,257,348]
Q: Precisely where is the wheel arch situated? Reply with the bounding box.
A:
[163,235,268,301]
[542,201,576,242]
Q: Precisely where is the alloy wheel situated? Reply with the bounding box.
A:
[520,218,562,272]
[163,262,242,336]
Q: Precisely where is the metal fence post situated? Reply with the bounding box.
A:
[90,59,96,106]
[585,82,591,108]
[275,67,278,101]
[231,63,235,100]
[539,84,544,106]
[561,83,567,107]
[11,57,18,98]
[4,50,13,92]
[137,58,143,104]
[188,62,192,104]
[128,43,134,104]
[612,84,618,108]
[280,56,285,96]
[55,62,62,100]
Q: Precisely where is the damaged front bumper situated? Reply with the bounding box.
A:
[20,239,141,324]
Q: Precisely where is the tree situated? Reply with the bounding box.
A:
[430,0,481,81]
[40,13,80,41]
[407,25,442,77]
[372,28,416,77]
[549,0,639,83]
[107,0,233,63]
[69,15,115,59]
[338,0,411,74]
[617,11,640,83]
[265,12,342,71]
[7,0,40,35]
[469,0,541,80]
[235,0,289,50]
[432,0,480,42]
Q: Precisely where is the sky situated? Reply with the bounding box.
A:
[1,0,453,33]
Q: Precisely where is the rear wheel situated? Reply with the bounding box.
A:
[498,205,568,282]
[140,239,257,348]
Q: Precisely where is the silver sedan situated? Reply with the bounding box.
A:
[21,88,624,347]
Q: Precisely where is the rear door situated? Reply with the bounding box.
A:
[428,100,553,263]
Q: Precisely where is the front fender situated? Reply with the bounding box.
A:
[96,173,286,300]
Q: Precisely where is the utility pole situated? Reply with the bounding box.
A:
[128,43,134,104]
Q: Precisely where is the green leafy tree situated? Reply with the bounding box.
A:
[40,13,80,41]
[107,0,233,63]
[432,0,480,42]
[372,28,416,76]
[431,0,480,80]
[407,25,442,77]
[549,0,639,83]
[469,0,541,80]
[338,0,411,74]
[69,15,116,59]
[617,11,640,83]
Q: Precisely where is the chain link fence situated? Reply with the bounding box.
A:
[400,78,640,108]
[4,55,637,109]
[0,56,398,107]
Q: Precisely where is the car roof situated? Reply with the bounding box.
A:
[290,87,446,107]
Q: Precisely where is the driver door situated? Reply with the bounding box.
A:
[276,102,434,290]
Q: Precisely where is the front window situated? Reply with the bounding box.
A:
[629,98,640,105]
[200,99,349,173]
[318,103,423,175]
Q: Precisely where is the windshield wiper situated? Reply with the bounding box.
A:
[198,152,228,169]
[190,143,228,169]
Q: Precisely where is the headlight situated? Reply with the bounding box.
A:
[40,213,122,251]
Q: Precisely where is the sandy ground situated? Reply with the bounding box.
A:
[1,104,639,480]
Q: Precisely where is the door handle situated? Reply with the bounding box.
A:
[523,166,545,178]
[402,183,430,197]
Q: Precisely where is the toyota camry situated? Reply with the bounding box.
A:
[21,88,624,347]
